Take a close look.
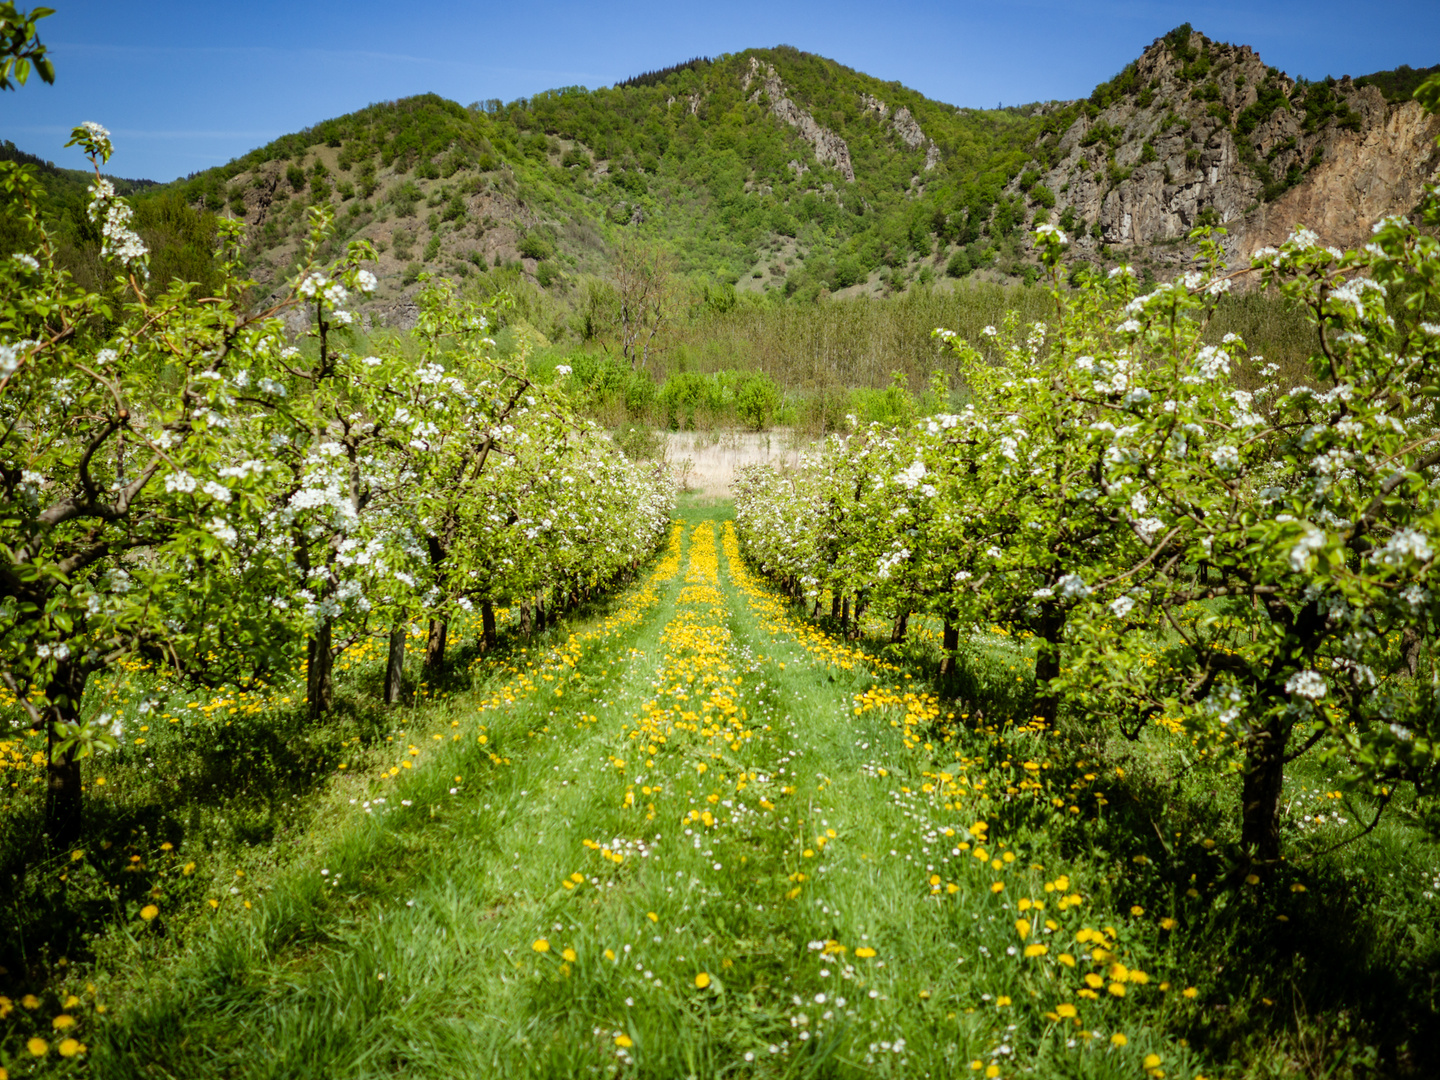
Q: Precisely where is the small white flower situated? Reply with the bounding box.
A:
[555,364,572,376]
[1284,669,1326,701]
[1210,444,1240,473]
[1109,594,1136,619]
[355,269,378,293]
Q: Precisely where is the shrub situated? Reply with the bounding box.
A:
[735,372,782,431]
[518,233,553,260]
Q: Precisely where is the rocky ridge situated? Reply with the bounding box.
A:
[1016,28,1440,269]
[744,57,856,182]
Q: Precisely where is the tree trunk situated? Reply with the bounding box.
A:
[840,595,851,634]
[307,621,334,720]
[938,613,960,677]
[1032,601,1065,726]
[43,659,89,848]
[1240,716,1287,867]
[850,595,867,641]
[425,618,447,674]
[519,602,533,636]
[891,609,910,644]
[384,623,406,705]
[481,600,497,651]
[1400,626,1421,677]
[831,591,841,621]
[812,597,821,619]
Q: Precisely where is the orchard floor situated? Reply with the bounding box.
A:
[7,504,1439,1079]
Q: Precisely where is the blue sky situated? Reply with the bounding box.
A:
[6,0,1438,181]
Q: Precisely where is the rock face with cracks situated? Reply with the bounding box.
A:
[1015,29,1440,269]
[745,56,856,182]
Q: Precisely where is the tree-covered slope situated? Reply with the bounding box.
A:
[8,34,1435,325]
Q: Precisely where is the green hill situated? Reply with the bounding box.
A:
[112,47,1079,310]
[6,37,1435,355]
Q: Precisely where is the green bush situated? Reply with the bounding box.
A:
[518,233,553,260]
[735,372,781,430]
[423,235,441,261]
[611,424,663,460]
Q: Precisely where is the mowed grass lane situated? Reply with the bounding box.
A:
[91,511,1208,1080]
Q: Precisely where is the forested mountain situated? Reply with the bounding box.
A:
[9,31,1438,331]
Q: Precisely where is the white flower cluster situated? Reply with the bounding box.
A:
[1284,669,1327,701]
[1376,527,1433,568]
[894,460,927,489]
[86,178,148,267]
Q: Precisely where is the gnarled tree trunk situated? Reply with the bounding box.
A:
[44,659,89,848]
[1032,601,1065,726]
[307,621,334,720]
[481,600,497,651]
[425,618,447,675]
[384,623,406,704]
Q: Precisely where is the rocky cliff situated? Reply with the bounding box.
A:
[1018,28,1440,270]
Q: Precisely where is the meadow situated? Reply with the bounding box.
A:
[1,499,1436,1079]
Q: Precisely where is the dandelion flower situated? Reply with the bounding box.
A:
[27,1038,47,1056]
[58,1038,83,1057]
[615,1033,633,1049]
[140,905,159,921]
[854,947,877,958]
[1024,943,1048,957]
[1057,1003,1077,1018]
[52,1014,75,1030]
[1182,986,1198,999]
[562,948,577,963]
[532,938,550,953]
[1111,1032,1128,1047]
[1144,1053,1162,1068]
[695,972,711,989]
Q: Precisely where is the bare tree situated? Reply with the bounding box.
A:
[609,239,676,373]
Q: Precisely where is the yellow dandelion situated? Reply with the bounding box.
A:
[1182,986,1198,999]
[1144,1053,1162,1068]
[1024,943,1048,957]
[58,1038,82,1058]
[532,938,550,953]
[562,948,577,963]
[855,946,877,958]
[1056,1003,1077,1018]
[52,1014,75,1030]
[1111,1032,1128,1047]
[140,904,159,921]
[694,972,711,989]
[1014,918,1031,939]
[614,1033,633,1049]
[27,1038,47,1056]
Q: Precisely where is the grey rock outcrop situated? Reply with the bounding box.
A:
[745,57,855,181]
[1016,30,1440,268]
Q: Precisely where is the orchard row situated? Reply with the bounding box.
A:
[735,214,1440,866]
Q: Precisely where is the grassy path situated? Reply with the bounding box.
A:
[91,512,1214,1080]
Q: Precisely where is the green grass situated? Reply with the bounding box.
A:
[1,502,1437,1078]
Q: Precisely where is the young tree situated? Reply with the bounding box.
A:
[0,126,297,843]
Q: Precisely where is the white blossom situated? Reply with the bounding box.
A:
[1284,669,1327,701]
